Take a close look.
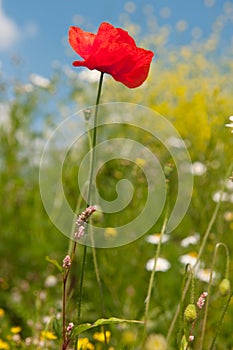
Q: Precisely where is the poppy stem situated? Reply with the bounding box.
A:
[77,72,105,322]
[87,71,104,206]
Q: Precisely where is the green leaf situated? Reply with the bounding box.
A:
[72,317,143,337]
[45,256,63,273]
[180,335,188,350]
[93,317,143,326]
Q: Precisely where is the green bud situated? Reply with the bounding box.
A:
[219,278,231,296]
[91,207,104,223]
[180,335,188,350]
[184,304,197,323]
[83,108,92,121]
[164,162,174,178]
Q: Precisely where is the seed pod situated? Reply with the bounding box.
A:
[164,162,174,178]
[219,278,231,296]
[184,304,197,323]
[180,334,188,350]
[91,207,104,223]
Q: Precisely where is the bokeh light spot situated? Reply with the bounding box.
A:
[176,20,188,32]
[124,1,136,13]
[160,7,172,19]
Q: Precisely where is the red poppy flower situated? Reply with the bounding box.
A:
[68,22,154,88]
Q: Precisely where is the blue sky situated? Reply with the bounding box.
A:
[0,0,232,80]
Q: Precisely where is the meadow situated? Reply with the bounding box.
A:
[0,14,233,350]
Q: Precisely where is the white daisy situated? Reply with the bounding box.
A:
[145,233,170,245]
[191,162,207,176]
[181,233,200,247]
[179,252,198,267]
[212,191,229,203]
[225,115,233,132]
[146,257,171,272]
[44,275,58,288]
[196,268,216,283]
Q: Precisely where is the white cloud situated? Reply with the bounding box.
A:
[0,0,20,51]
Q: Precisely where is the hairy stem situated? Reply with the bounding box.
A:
[73,73,105,350]
[141,198,169,349]
[200,243,230,348]
[166,162,233,344]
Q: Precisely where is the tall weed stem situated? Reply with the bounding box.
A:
[200,243,230,348]
[141,184,169,348]
[166,162,233,344]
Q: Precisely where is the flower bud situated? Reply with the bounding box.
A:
[184,304,197,323]
[83,108,92,121]
[164,162,174,178]
[91,207,104,223]
[63,255,71,269]
[189,335,194,342]
[66,322,74,334]
[219,278,231,296]
[180,335,188,350]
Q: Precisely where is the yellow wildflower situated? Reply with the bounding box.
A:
[77,337,94,350]
[104,227,117,238]
[121,330,137,345]
[0,339,9,350]
[10,326,22,334]
[135,157,146,168]
[93,330,111,343]
[0,309,5,317]
[40,331,57,340]
[145,334,167,350]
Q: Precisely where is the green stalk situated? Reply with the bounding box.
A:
[177,264,192,346]
[166,196,221,343]
[209,293,232,350]
[62,241,78,350]
[90,224,108,348]
[75,72,106,349]
[63,112,94,350]
[166,162,233,344]
[87,72,104,206]
[141,195,169,349]
[200,243,230,348]
[77,72,104,323]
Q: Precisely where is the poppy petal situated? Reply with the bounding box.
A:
[69,26,96,60]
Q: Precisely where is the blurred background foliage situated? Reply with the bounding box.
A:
[0,17,233,349]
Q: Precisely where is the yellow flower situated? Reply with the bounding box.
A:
[0,309,5,317]
[121,330,137,345]
[135,157,146,168]
[40,331,57,340]
[104,227,117,238]
[145,334,167,350]
[10,326,22,334]
[0,339,9,350]
[77,337,94,350]
[93,330,111,343]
